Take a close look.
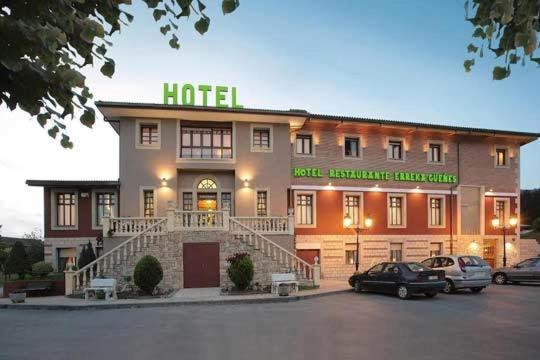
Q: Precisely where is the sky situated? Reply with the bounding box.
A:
[0,1,538,237]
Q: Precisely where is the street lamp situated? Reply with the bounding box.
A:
[491,215,518,267]
[344,214,373,272]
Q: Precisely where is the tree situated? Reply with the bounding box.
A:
[134,255,163,295]
[532,218,540,232]
[78,241,97,270]
[0,243,8,280]
[0,0,239,147]
[5,241,30,279]
[464,0,540,80]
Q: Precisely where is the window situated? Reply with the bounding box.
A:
[56,193,76,227]
[428,142,443,163]
[252,127,271,150]
[143,190,155,217]
[197,178,217,190]
[495,199,508,225]
[221,192,232,212]
[368,263,384,274]
[387,139,403,160]
[389,243,402,262]
[344,194,361,225]
[140,124,158,145]
[430,243,443,257]
[182,192,193,211]
[388,195,405,227]
[256,191,268,217]
[428,196,444,228]
[296,193,314,225]
[180,126,232,159]
[95,193,116,226]
[344,137,360,158]
[345,250,358,265]
[495,147,508,167]
[405,263,431,272]
[296,134,312,155]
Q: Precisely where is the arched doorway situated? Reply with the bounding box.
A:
[196,178,218,211]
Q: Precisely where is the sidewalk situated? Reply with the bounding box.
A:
[0,280,350,310]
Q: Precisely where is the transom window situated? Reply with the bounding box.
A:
[388,139,403,160]
[428,143,442,163]
[296,134,312,155]
[143,190,155,217]
[344,195,361,225]
[253,128,270,149]
[180,126,232,159]
[388,195,404,226]
[197,178,217,190]
[256,191,268,217]
[344,137,360,158]
[56,193,76,227]
[96,193,116,226]
[140,124,159,145]
[495,148,508,167]
[296,194,313,225]
[429,197,443,227]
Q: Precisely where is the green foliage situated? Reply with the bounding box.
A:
[134,255,163,295]
[464,0,540,79]
[5,241,29,279]
[0,1,239,147]
[78,241,97,270]
[521,189,540,225]
[532,218,540,232]
[27,242,44,265]
[31,261,53,278]
[227,254,254,291]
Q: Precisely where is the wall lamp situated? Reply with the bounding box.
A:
[161,178,168,187]
[243,178,249,187]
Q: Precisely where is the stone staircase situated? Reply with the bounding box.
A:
[67,214,313,294]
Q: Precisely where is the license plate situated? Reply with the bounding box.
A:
[428,276,438,280]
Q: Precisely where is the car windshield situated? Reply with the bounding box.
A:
[459,256,488,266]
[405,263,431,272]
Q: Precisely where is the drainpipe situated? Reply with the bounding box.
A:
[449,142,461,255]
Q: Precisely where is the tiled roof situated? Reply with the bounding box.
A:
[26,180,120,187]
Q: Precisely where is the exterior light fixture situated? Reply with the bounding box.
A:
[243,178,249,187]
[161,178,168,186]
[343,214,353,229]
[509,217,518,227]
[364,215,373,229]
[492,215,518,267]
[344,214,373,273]
[491,216,500,228]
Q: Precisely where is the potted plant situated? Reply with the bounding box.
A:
[9,289,26,303]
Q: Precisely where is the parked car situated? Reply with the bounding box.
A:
[348,262,446,300]
[492,257,540,285]
[421,255,492,294]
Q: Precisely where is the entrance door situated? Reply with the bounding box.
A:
[483,239,496,268]
[183,243,220,288]
[197,193,217,211]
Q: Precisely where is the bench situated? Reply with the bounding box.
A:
[271,273,299,295]
[84,278,117,301]
[24,282,53,296]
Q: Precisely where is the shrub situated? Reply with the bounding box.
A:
[32,261,53,278]
[78,241,96,269]
[27,242,44,265]
[227,253,254,291]
[532,217,540,232]
[134,255,163,295]
[5,241,30,279]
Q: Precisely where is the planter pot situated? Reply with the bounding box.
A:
[278,283,290,297]
[9,291,26,303]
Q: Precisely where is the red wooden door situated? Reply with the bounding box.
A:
[183,242,220,288]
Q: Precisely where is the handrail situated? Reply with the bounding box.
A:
[74,218,167,277]
[229,217,312,270]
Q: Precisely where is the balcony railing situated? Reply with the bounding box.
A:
[174,210,227,230]
[232,216,293,235]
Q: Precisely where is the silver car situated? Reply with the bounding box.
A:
[492,257,540,285]
[421,255,492,294]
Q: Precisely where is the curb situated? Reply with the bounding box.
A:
[0,289,351,311]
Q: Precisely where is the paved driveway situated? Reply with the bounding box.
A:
[0,285,538,360]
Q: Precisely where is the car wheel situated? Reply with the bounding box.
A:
[470,287,483,293]
[354,281,363,293]
[493,273,507,285]
[424,291,437,298]
[442,279,455,294]
[397,285,410,300]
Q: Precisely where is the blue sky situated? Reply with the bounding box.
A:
[0,0,538,236]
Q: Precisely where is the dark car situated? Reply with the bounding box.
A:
[348,262,446,299]
[492,257,540,285]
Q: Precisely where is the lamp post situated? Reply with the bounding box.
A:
[344,214,373,272]
[491,215,518,267]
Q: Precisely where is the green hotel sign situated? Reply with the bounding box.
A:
[163,83,243,108]
[293,167,457,184]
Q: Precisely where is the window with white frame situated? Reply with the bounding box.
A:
[182,192,193,211]
[136,120,161,149]
[296,193,314,225]
[143,190,155,217]
[495,147,508,167]
[296,134,312,155]
[428,196,445,227]
[180,126,232,159]
[345,250,358,265]
[389,243,403,262]
[251,125,272,151]
[494,198,509,225]
[56,192,76,227]
[95,192,116,226]
[256,191,268,217]
[387,139,404,160]
[344,194,361,226]
[428,142,443,163]
[388,194,406,227]
[344,137,360,158]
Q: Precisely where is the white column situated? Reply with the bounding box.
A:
[223,210,230,231]
[64,269,75,295]
[167,201,176,232]
[288,215,295,235]
[312,264,321,287]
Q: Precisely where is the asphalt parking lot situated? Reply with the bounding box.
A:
[0,284,538,360]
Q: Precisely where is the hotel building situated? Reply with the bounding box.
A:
[27,102,539,290]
